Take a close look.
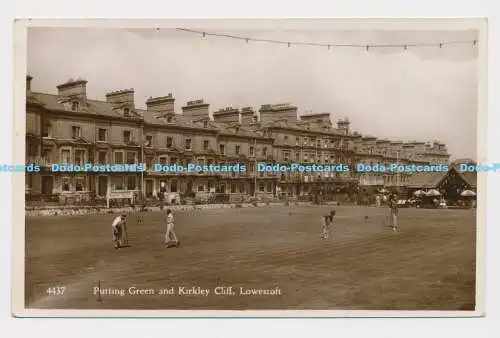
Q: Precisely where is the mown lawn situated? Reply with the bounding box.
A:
[24,205,476,310]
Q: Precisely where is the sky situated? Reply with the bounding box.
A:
[27,27,479,160]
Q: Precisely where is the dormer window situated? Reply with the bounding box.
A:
[123,108,130,117]
[166,116,173,123]
[71,101,80,112]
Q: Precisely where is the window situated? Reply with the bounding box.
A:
[235,145,240,155]
[71,101,79,112]
[62,177,70,191]
[61,149,70,164]
[317,140,322,147]
[98,151,107,164]
[249,163,255,173]
[126,152,135,164]
[26,139,36,157]
[259,183,265,192]
[42,122,51,138]
[123,130,131,143]
[75,177,85,191]
[239,183,245,193]
[231,183,237,193]
[296,137,300,146]
[112,176,124,190]
[114,151,124,164]
[74,149,85,166]
[170,180,178,193]
[166,116,173,123]
[159,156,167,165]
[249,146,254,156]
[208,181,214,191]
[267,183,272,193]
[185,138,192,150]
[158,180,167,193]
[123,108,130,116]
[295,152,300,161]
[283,151,290,161]
[219,144,225,154]
[127,176,136,190]
[166,137,173,148]
[170,157,177,164]
[203,140,209,151]
[262,147,268,156]
[42,148,51,162]
[203,120,208,128]
[198,185,205,192]
[98,128,107,142]
[145,135,152,147]
[72,126,81,139]
[26,174,33,189]
[284,135,288,144]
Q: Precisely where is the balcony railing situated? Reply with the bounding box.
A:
[26,156,51,167]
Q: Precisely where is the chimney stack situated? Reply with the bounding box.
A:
[56,77,88,101]
[336,116,350,135]
[213,107,240,124]
[301,112,332,128]
[240,106,257,125]
[146,94,175,114]
[106,89,136,115]
[181,99,209,119]
[259,103,298,123]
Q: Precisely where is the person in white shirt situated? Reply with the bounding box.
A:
[320,210,335,239]
[165,209,179,248]
[112,214,127,249]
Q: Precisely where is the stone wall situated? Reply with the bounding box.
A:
[25,201,331,217]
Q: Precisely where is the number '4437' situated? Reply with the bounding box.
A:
[46,286,66,296]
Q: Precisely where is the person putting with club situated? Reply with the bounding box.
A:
[388,193,399,232]
[164,209,180,248]
[112,214,128,249]
[321,209,336,239]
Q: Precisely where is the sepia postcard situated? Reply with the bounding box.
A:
[12,18,487,318]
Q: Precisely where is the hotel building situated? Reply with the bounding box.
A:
[25,76,451,205]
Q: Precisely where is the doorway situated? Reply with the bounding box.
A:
[98,176,108,197]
